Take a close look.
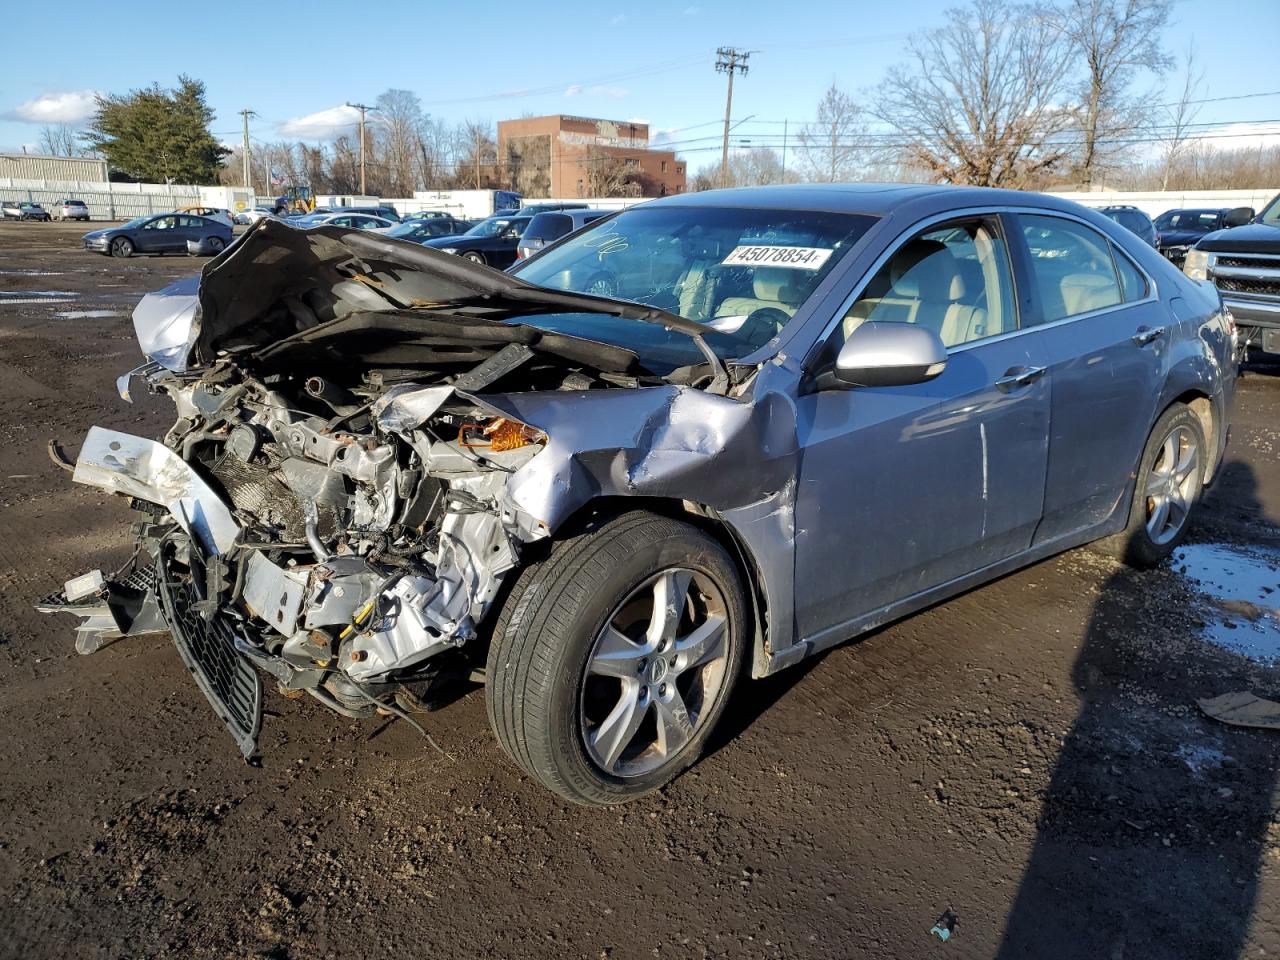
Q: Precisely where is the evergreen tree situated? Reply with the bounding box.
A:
[85,76,228,184]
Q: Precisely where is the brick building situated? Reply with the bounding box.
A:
[497,115,686,199]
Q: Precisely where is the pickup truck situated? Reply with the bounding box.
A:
[1184,192,1280,358]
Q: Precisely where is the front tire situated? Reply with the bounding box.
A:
[462,251,486,265]
[1098,403,1205,567]
[110,236,134,258]
[486,511,747,805]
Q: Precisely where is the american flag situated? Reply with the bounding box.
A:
[270,170,283,186]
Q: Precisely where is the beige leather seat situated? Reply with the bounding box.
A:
[1059,273,1120,316]
[714,267,803,320]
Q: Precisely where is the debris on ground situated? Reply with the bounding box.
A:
[1198,691,1280,730]
[929,909,958,942]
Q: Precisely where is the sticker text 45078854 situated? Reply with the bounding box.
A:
[722,245,834,270]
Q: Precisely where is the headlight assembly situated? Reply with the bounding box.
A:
[1183,247,1213,282]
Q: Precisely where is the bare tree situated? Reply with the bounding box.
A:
[797,85,866,182]
[376,89,426,196]
[38,123,82,157]
[581,147,640,197]
[1057,0,1173,189]
[1158,47,1203,191]
[872,0,1075,187]
[454,120,498,188]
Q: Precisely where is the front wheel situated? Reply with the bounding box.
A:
[110,236,134,258]
[461,251,486,265]
[487,511,747,805]
[1097,403,1205,567]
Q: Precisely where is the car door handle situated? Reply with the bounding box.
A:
[995,365,1046,392]
[1132,325,1166,346]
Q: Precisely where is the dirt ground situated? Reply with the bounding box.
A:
[3,220,1280,960]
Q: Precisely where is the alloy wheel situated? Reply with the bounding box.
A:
[1144,424,1200,545]
[580,567,731,778]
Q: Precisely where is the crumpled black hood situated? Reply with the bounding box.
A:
[187,218,714,371]
[1196,221,1280,254]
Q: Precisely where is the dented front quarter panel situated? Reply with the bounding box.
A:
[475,360,804,674]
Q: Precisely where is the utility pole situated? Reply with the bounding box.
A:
[239,109,256,191]
[474,126,482,189]
[346,102,376,195]
[781,118,788,182]
[715,47,750,188]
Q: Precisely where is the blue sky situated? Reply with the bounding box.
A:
[2,0,1278,167]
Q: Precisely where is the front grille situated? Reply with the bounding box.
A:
[159,560,262,759]
[1217,254,1280,270]
[1217,277,1280,297]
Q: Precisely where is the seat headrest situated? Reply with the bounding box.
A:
[889,239,962,301]
[751,267,801,304]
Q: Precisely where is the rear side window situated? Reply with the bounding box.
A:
[1020,215,1123,323]
[1120,212,1150,235]
[1113,248,1147,302]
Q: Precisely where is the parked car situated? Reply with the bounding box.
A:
[1153,208,1231,265]
[517,208,611,260]
[513,202,591,218]
[236,206,281,226]
[1097,205,1158,248]
[290,212,397,232]
[55,199,91,222]
[402,210,456,221]
[82,214,233,257]
[330,205,402,223]
[385,217,474,243]
[177,206,235,229]
[421,213,534,268]
[44,184,1236,805]
[1184,194,1280,358]
[2,200,51,221]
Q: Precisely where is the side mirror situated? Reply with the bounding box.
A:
[821,321,948,389]
[1224,207,1255,228]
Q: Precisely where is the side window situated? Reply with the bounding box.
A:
[179,216,202,228]
[146,216,175,230]
[1020,215,1121,323]
[1113,246,1147,302]
[839,216,1015,349]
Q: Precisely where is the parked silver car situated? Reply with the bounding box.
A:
[43,185,1235,805]
[56,199,91,221]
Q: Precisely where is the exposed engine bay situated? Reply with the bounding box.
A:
[40,219,795,760]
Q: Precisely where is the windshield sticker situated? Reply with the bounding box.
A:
[722,245,833,269]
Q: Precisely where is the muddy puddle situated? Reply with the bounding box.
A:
[1173,542,1280,661]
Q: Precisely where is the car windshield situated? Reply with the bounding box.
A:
[1259,194,1280,226]
[465,217,521,238]
[1158,210,1220,231]
[122,216,149,229]
[510,204,877,363]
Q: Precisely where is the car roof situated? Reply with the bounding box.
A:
[642,182,1111,218]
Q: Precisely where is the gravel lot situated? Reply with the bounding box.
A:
[3,220,1280,960]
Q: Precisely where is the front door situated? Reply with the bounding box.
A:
[792,215,1051,640]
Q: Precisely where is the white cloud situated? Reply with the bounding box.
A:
[1199,120,1280,153]
[610,13,627,24]
[683,5,701,15]
[5,90,99,124]
[564,84,583,98]
[278,104,362,140]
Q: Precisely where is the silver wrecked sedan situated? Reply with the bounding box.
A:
[43,184,1236,805]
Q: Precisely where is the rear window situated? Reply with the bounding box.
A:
[525,213,573,242]
[65,199,86,206]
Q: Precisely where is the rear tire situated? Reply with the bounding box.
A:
[486,511,747,805]
[1096,403,1205,568]
[207,236,225,254]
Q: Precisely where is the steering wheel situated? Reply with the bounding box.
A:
[736,307,790,349]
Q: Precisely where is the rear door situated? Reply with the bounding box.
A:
[1011,212,1167,543]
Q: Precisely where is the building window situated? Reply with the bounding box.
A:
[676,166,684,175]
[661,160,668,173]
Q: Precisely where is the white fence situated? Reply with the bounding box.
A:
[0,177,202,221]
[1047,188,1277,218]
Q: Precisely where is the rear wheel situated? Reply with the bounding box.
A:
[206,236,225,254]
[1097,403,1205,567]
[487,511,747,805]
[110,236,134,258]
